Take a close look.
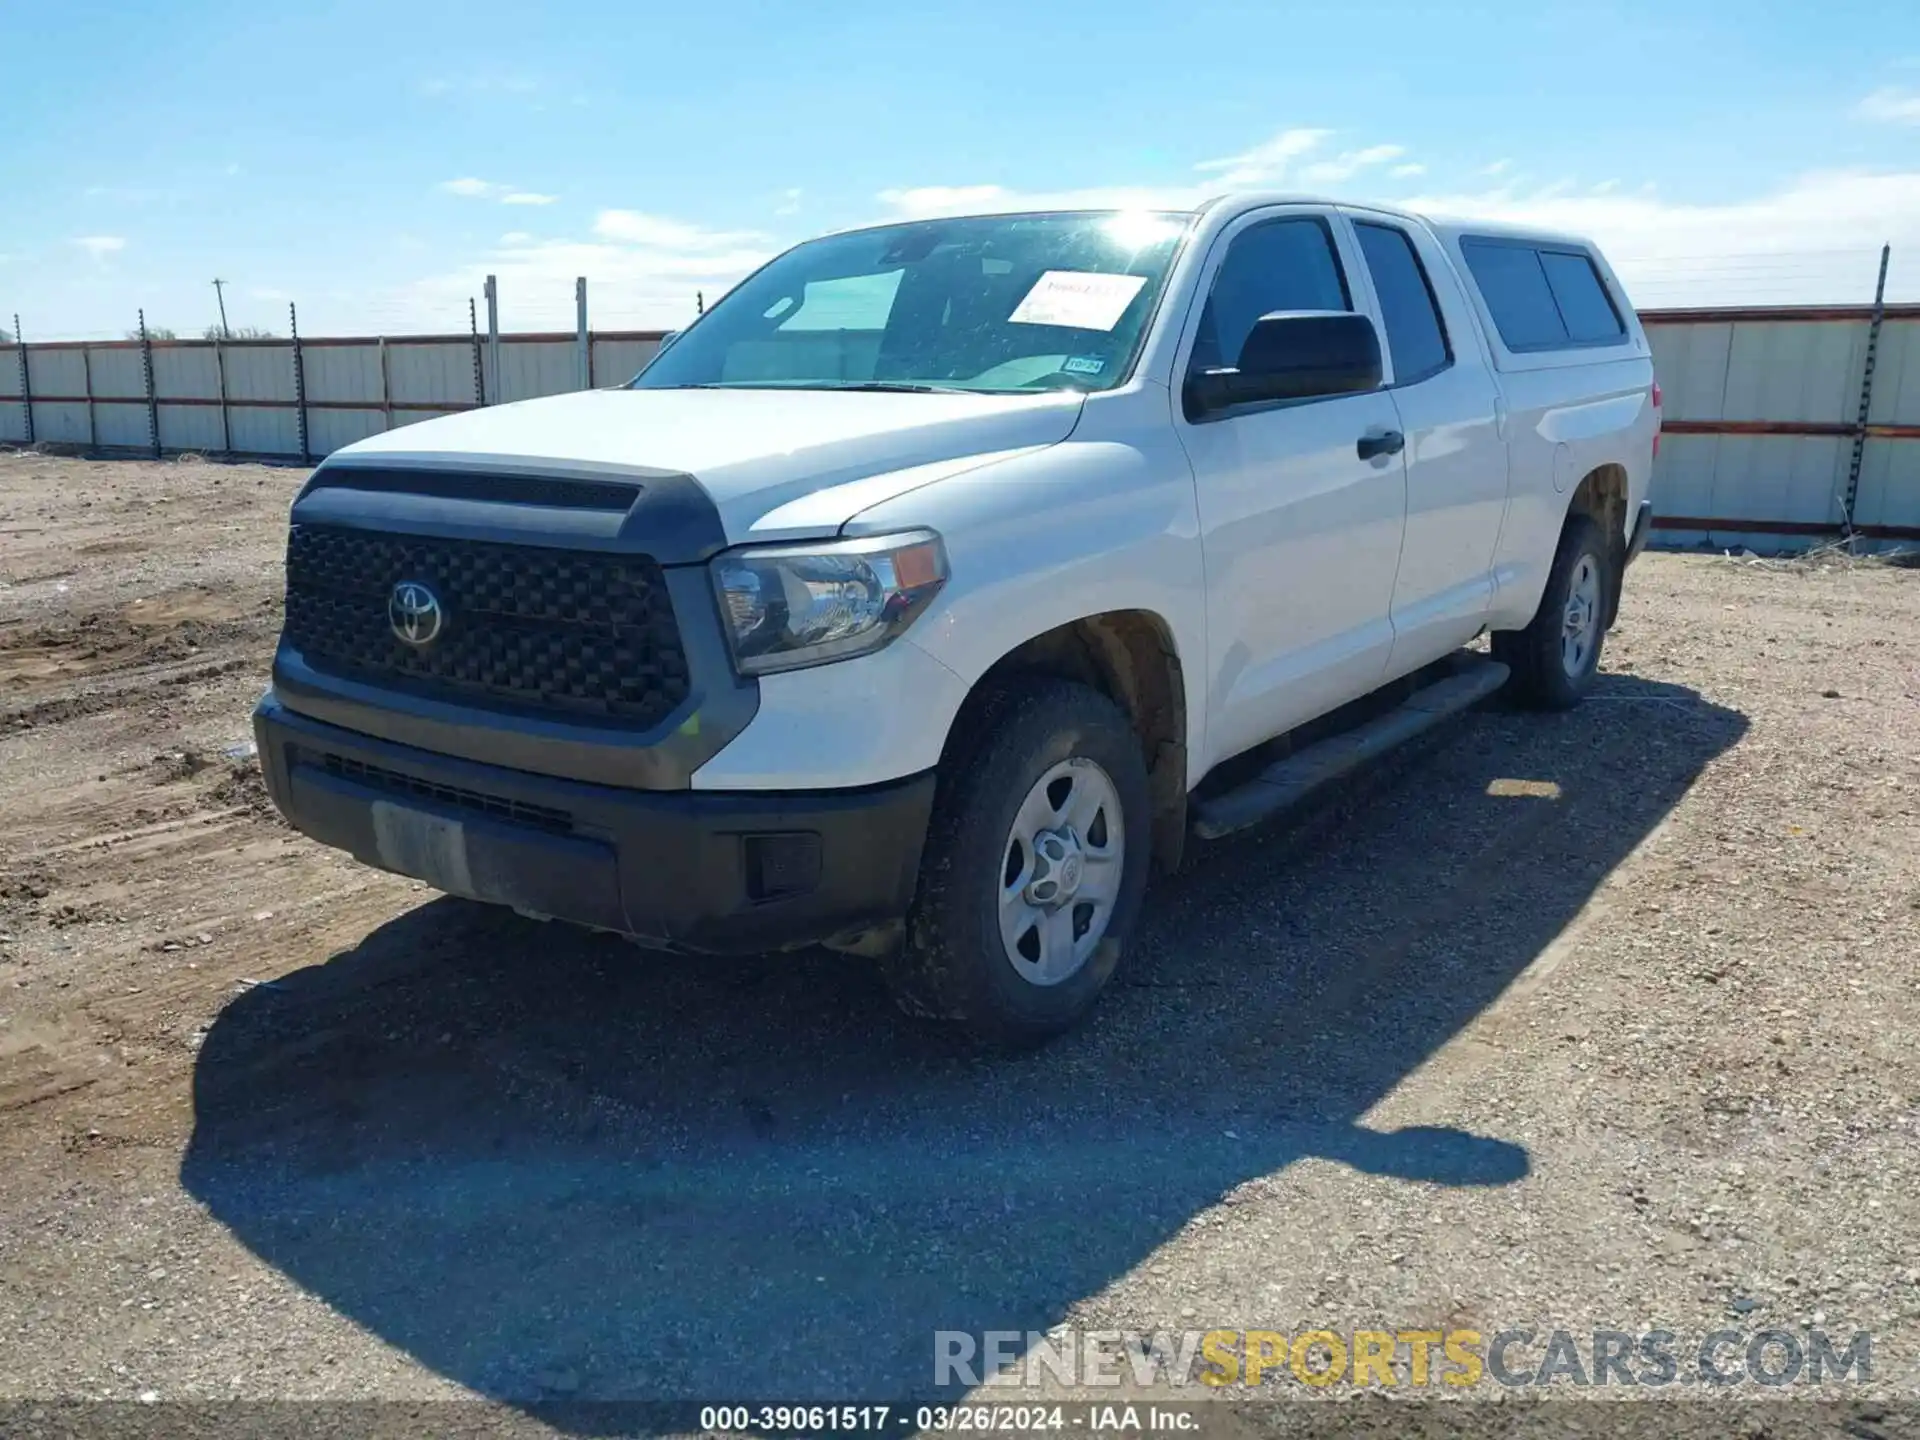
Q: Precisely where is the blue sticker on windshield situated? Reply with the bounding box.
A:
[1062,355,1106,375]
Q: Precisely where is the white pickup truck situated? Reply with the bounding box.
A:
[254,196,1659,1045]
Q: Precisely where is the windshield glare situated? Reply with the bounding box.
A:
[633,211,1192,395]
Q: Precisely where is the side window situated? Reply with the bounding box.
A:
[1461,238,1628,351]
[1354,222,1451,385]
[1539,251,1625,342]
[1460,239,1566,350]
[1191,217,1350,373]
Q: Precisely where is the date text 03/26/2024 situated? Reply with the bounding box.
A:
[696,1405,1195,1432]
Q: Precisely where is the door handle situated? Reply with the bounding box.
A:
[1357,429,1405,461]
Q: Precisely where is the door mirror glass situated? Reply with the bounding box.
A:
[1186,310,1382,418]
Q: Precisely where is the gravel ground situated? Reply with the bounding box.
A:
[1,450,1917,1433]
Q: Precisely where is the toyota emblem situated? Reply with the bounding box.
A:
[388,580,444,646]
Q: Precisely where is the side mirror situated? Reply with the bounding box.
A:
[1185,310,1382,419]
[656,330,681,353]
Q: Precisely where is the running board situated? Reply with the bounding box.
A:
[1191,659,1510,841]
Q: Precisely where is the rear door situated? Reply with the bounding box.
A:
[1450,234,1656,627]
[1345,211,1509,676]
[1173,206,1409,772]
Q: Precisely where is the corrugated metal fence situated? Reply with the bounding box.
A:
[0,330,663,463]
[1645,303,1920,549]
[3,307,1917,549]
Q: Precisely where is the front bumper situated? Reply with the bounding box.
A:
[254,694,935,953]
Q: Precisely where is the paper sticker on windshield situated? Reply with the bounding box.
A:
[1009,271,1148,331]
[1062,355,1106,375]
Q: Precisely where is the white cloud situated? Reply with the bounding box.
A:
[375,122,1920,333]
[1856,87,1920,124]
[74,235,126,258]
[401,210,776,331]
[871,129,1920,306]
[775,186,804,217]
[878,182,1215,220]
[1402,168,1920,304]
[1300,144,1408,185]
[438,178,555,204]
[1195,127,1333,188]
[876,128,1399,220]
[877,184,1016,217]
[591,210,765,248]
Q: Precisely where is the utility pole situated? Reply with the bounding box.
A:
[211,278,231,338]
[1841,242,1893,546]
[575,277,590,391]
[483,274,500,405]
[13,312,31,447]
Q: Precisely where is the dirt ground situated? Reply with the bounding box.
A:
[1,449,1918,1428]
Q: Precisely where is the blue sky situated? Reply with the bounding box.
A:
[5,0,1918,339]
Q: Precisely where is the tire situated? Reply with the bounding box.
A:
[1492,513,1611,710]
[881,677,1152,1049]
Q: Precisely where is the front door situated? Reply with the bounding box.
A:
[1173,208,1409,773]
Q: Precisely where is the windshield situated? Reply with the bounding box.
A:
[633,211,1193,395]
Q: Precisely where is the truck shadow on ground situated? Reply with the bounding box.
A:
[182,678,1745,1420]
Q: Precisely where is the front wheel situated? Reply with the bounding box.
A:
[1492,513,1611,710]
[881,678,1152,1049]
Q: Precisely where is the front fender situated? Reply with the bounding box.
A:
[842,394,1209,775]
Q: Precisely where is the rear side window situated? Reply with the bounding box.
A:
[1355,222,1450,384]
[1539,251,1625,342]
[1461,237,1626,351]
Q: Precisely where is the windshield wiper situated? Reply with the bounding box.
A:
[637,380,974,394]
[812,381,973,395]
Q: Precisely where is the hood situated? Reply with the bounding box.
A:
[330,386,1084,542]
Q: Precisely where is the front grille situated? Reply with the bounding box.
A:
[318,753,575,834]
[283,524,690,728]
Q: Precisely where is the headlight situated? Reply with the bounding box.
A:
[710,530,949,675]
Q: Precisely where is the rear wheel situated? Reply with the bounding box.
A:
[1493,514,1611,710]
[882,678,1151,1049]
